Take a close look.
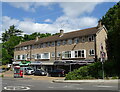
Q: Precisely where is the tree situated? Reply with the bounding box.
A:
[2,25,23,42]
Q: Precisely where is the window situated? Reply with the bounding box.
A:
[40,44,43,48]
[57,52,61,57]
[74,50,86,58]
[57,41,61,46]
[42,53,50,59]
[63,40,67,45]
[82,37,85,42]
[18,55,21,60]
[62,51,71,58]
[47,42,51,47]
[51,42,55,46]
[88,35,94,41]
[36,54,41,59]
[22,55,26,60]
[68,39,72,45]
[32,45,34,49]
[43,43,46,48]
[89,49,95,56]
[51,52,55,57]
[24,46,28,50]
[74,38,79,44]
[32,54,35,59]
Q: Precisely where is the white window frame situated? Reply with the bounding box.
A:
[72,49,86,58]
[57,52,61,57]
[89,49,95,56]
[51,42,55,46]
[57,41,61,46]
[68,39,72,45]
[41,52,50,59]
[82,37,85,42]
[88,35,94,42]
[51,52,55,57]
[62,51,71,59]
[74,38,79,44]
[63,40,67,45]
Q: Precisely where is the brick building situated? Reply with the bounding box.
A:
[13,22,107,72]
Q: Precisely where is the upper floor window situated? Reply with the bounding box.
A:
[75,50,86,58]
[43,43,46,48]
[47,42,51,47]
[68,39,72,45]
[22,55,26,60]
[82,37,85,42]
[74,38,79,44]
[89,49,95,56]
[42,53,50,59]
[51,42,55,46]
[88,35,94,41]
[18,55,21,60]
[32,45,34,49]
[36,54,41,59]
[62,51,71,58]
[57,41,61,46]
[57,52,61,57]
[51,52,55,57]
[63,40,67,45]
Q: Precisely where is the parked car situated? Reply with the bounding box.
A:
[0,68,6,73]
[49,69,66,77]
[23,67,34,75]
[34,69,47,76]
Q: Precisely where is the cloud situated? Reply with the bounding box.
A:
[59,2,101,17]
[8,2,52,12]
[2,16,98,35]
[44,19,53,23]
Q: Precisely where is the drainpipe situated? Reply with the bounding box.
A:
[94,34,97,62]
[55,41,57,60]
[30,45,32,61]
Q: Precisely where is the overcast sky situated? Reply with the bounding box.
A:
[1,1,117,36]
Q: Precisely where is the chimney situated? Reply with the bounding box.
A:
[36,36,39,42]
[19,41,22,44]
[97,20,102,28]
[60,29,64,37]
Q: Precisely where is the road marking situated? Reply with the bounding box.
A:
[48,87,54,88]
[95,85,114,88]
[4,86,30,90]
[76,88,84,90]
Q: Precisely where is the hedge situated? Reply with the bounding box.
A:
[65,61,117,80]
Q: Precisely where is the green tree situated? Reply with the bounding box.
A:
[2,25,23,42]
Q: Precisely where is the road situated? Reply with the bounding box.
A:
[1,77,119,91]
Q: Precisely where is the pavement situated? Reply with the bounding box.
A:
[2,70,65,81]
[53,79,119,83]
[2,70,119,83]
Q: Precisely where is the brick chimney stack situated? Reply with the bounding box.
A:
[60,29,64,37]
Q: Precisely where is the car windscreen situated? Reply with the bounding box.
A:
[27,68,33,70]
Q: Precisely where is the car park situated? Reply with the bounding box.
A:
[34,69,47,76]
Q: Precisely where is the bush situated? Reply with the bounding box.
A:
[65,61,118,80]
[65,62,106,80]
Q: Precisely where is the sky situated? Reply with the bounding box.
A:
[1,1,118,36]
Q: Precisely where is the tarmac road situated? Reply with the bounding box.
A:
[2,77,119,91]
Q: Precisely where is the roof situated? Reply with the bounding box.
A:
[15,27,99,47]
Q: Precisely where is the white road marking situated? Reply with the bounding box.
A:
[95,85,114,88]
[4,86,30,90]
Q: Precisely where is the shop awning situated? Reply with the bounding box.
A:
[19,61,31,66]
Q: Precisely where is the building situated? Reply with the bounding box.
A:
[13,22,108,72]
